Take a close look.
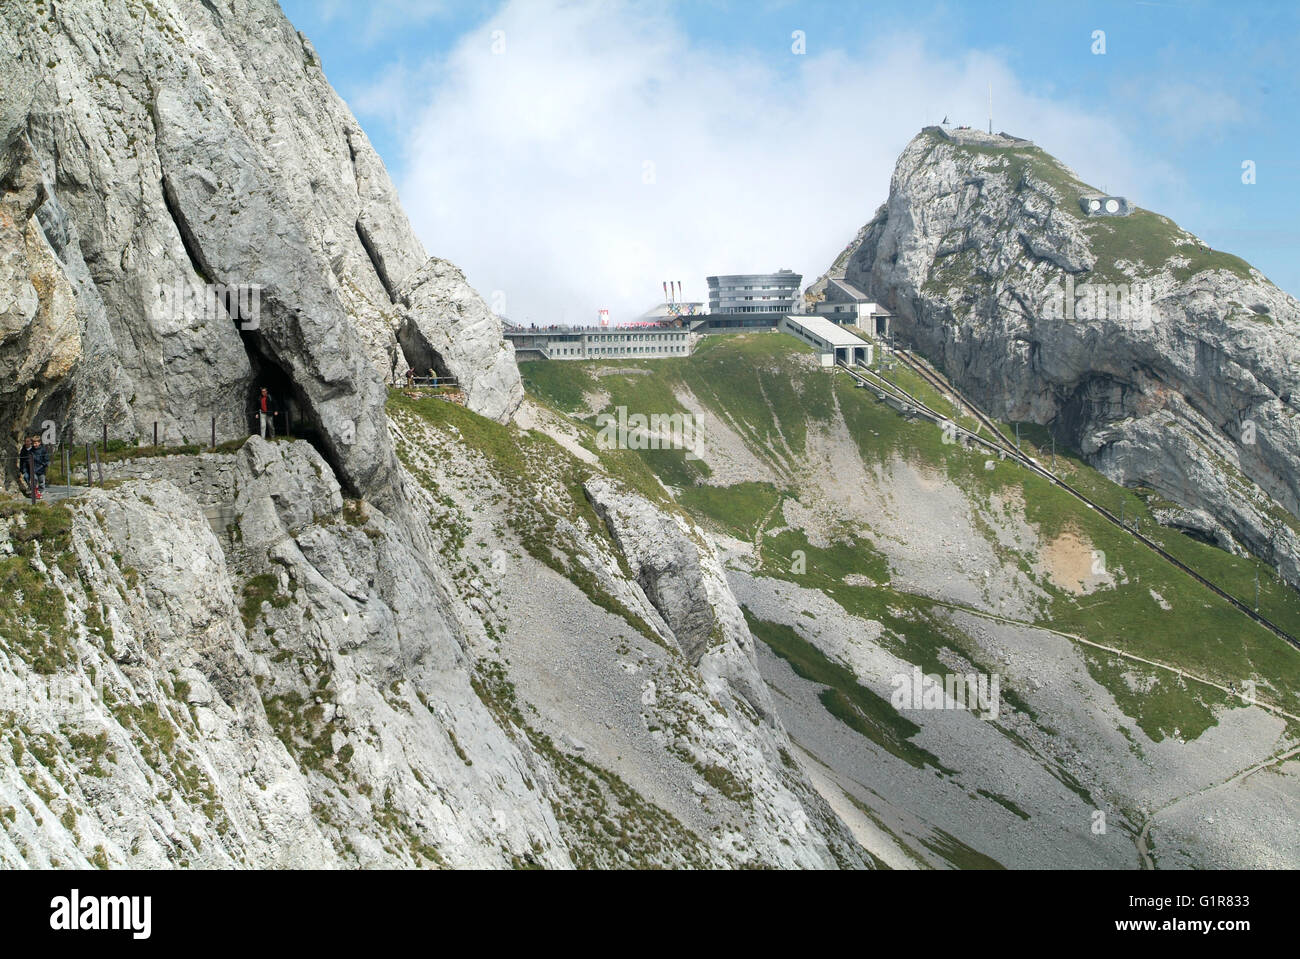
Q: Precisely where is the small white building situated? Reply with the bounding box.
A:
[780,314,872,368]
[813,278,893,337]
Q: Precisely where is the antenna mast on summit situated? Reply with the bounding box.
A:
[988,82,993,134]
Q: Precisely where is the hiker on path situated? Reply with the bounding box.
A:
[17,437,39,500]
[256,387,276,439]
[31,434,49,493]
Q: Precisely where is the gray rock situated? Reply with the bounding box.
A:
[816,127,1300,584]
[397,258,523,423]
[0,0,518,502]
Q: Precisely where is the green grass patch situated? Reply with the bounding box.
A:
[678,481,782,541]
[0,501,75,673]
[744,609,955,774]
[240,573,291,630]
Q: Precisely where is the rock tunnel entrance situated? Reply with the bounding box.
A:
[158,171,356,492]
[396,314,451,383]
[234,321,355,494]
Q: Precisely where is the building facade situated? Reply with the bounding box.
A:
[780,315,872,368]
[504,326,694,361]
[812,277,893,337]
[707,269,802,314]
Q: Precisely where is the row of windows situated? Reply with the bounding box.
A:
[554,345,690,356]
[585,332,687,342]
[712,285,800,293]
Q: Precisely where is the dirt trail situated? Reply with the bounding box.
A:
[1135,744,1300,869]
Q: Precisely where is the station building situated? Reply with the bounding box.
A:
[780,314,872,368]
[504,324,694,361]
[707,270,802,314]
[811,278,894,337]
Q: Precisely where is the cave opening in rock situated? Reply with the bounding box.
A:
[235,324,353,492]
[396,314,452,383]
[1174,524,1221,548]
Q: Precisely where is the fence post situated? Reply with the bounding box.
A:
[211,416,216,451]
[103,423,108,452]
[63,446,70,491]
[153,421,158,447]
[85,444,92,486]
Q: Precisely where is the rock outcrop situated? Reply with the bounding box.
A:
[583,477,775,721]
[0,0,520,500]
[398,259,524,423]
[816,126,1300,584]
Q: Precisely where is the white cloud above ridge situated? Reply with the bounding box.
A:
[387,0,1169,326]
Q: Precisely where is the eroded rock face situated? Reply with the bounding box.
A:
[0,0,520,503]
[0,441,571,868]
[818,127,1300,584]
[583,476,775,722]
[398,258,524,423]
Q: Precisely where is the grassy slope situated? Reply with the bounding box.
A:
[520,335,1300,745]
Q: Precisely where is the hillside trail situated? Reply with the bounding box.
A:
[1135,743,1300,869]
[922,595,1300,869]
[924,596,1300,726]
[752,496,785,566]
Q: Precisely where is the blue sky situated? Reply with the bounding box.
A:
[283,0,1300,323]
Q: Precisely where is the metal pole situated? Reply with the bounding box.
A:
[103,422,108,452]
[63,446,70,491]
[1255,570,1260,611]
[211,416,216,450]
[85,444,92,486]
[153,421,158,447]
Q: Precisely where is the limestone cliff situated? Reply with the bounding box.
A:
[814,126,1300,585]
[0,0,522,504]
[0,0,864,869]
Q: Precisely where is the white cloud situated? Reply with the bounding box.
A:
[315,0,451,46]
[394,0,1165,326]
[1133,80,1248,144]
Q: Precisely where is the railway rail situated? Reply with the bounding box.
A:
[834,351,1300,651]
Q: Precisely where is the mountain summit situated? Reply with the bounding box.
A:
[812,125,1300,586]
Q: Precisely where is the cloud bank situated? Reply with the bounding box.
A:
[389,0,1166,325]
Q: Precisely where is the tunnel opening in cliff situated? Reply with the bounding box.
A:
[235,324,356,494]
[396,314,452,383]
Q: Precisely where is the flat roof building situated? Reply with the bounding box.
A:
[707,270,802,314]
[780,314,872,368]
[504,324,694,361]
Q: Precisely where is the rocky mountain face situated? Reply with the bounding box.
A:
[814,126,1300,587]
[522,336,1300,868]
[0,0,866,868]
[1,0,521,504]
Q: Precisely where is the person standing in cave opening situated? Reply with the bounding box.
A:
[31,434,49,493]
[257,386,277,439]
[17,436,38,501]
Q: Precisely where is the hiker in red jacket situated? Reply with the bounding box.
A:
[257,387,276,439]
